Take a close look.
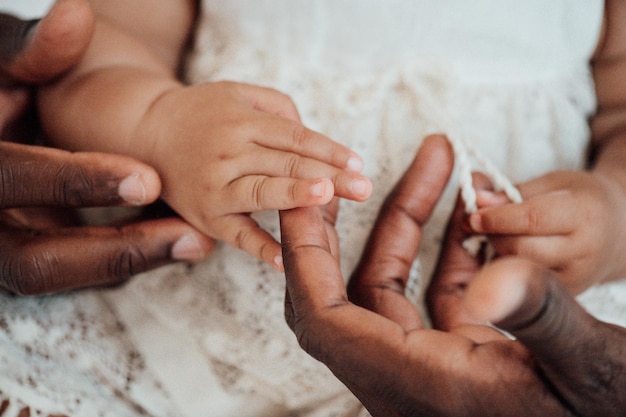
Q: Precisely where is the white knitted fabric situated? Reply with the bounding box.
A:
[2,2,623,417]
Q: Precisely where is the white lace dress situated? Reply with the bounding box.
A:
[2,1,623,416]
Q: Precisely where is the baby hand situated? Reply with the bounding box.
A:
[136,81,372,270]
[468,170,626,294]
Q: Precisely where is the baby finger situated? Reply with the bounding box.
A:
[226,176,335,212]
[470,191,579,236]
[489,234,574,271]
[214,214,284,270]
[238,149,372,202]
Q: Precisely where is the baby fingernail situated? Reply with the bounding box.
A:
[172,233,205,261]
[350,178,372,198]
[310,180,329,198]
[346,156,364,172]
[118,173,146,205]
[274,255,284,271]
[469,213,483,232]
[476,190,509,207]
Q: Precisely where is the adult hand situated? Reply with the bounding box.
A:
[280,135,626,417]
[0,0,213,295]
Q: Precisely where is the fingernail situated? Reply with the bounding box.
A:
[350,178,372,198]
[172,233,205,261]
[476,190,509,207]
[469,213,483,232]
[274,255,284,271]
[310,180,328,198]
[346,156,364,172]
[118,173,146,205]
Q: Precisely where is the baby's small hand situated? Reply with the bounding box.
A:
[468,170,626,293]
[136,81,372,269]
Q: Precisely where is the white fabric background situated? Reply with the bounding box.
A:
[0,0,53,18]
[2,2,624,417]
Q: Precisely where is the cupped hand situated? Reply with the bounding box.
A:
[468,169,626,294]
[0,0,213,295]
[281,135,626,417]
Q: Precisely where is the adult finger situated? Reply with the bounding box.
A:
[348,134,454,330]
[280,206,414,388]
[281,207,564,417]
[427,171,505,330]
[280,205,422,414]
[280,205,348,328]
[465,257,626,417]
[426,183,485,331]
[0,141,161,208]
[0,218,214,295]
[0,0,94,84]
[318,197,341,258]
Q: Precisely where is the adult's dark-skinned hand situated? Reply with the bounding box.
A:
[280,134,626,417]
[0,0,213,296]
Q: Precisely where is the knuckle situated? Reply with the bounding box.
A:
[234,227,252,251]
[0,146,107,208]
[0,162,17,208]
[291,124,313,150]
[1,250,59,296]
[106,241,149,281]
[0,255,21,294]
[523,205,544,232]
[276,90,298,112]
[385,198,423,228]
[283,154,302,178]
[247,177,266,211]
[54,164,94,206]
[233,226,262,256]
[287,181,299,206]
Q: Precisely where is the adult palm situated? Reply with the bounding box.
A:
[280,135,626,417]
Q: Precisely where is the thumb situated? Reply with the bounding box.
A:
[464,257,626,416]
[0,0,94,84]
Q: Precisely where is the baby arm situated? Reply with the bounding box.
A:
[467,0,626,294]
[38,0,371,270]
